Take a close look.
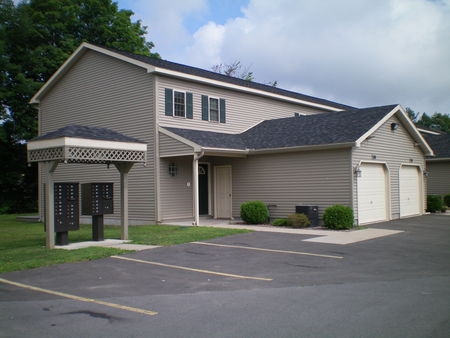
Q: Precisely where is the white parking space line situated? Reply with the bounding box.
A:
[0,277,158,316]
[111,256,273,281]
[192,242,343,259]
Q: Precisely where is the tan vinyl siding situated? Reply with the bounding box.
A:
[38,50,156,223]
[205,149,352,220]
[159,133,194,157]
[352,116,426,220]
[156,75,329,134]
[426,161,450,196]
[159,157,194,220]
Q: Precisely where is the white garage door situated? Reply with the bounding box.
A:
[357,163,388,224]
[399,166,421,217]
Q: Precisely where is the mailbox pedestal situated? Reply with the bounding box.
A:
[81,183,114,241]
[92,215,104,241]
[56,231,69,246]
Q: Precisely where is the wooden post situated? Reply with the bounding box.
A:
[115,162,134,240]
[45,161,59,249]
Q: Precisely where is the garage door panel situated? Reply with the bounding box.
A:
[400,166,421,217]
[357,163,388,224]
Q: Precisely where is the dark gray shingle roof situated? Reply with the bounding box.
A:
[164,128,247,150]
[102,46,354,111]
[32,125,145,143]
[242,105,397,149]
[422,133,450,158]
[165,105,398,151]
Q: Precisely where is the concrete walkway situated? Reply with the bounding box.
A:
[182,220,404,245]
[55,218,404,250]
[55,239,159,251]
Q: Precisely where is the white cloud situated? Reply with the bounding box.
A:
[122,0,450,114]
[128,0,208,59]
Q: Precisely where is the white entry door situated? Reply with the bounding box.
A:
[399,165,421,217]
[357,163,388,224]
[214,165,232,218]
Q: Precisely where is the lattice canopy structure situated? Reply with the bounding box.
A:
[27,125,147,249]
[27,125,147,164]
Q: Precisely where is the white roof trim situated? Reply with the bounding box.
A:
[417,127,442,136]
[27,137,147,152]
[355,105,434,156]
[31,43,344,112]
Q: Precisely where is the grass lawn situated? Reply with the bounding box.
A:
[0,214,250,273]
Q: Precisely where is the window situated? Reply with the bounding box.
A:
[165,88,193,119]
[209,98,219,122]
[174,91,185,117]
[202,95,226,123]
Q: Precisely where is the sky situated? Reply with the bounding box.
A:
[116,0,450,115]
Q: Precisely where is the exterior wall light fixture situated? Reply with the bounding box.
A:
[354,166,362,177]
[391,122,399,131]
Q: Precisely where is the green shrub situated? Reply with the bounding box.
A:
[272,218,288,227]
[443,194,450,207]
[427,195,443,213]
[240,201,269,224]
[323,205,353,230]
[286,213,310,228]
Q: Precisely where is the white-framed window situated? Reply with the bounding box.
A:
[164,88,193,119]
[209,97,219,122]
[174,91,186,117]
[201,95,226,123]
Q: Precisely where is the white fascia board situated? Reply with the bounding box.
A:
[201,147,249,155]
[27,137,147,152]
[158,127,202,152]
[30,43,155,104]
[152,67,343,112]
[355,105,434,156]
[417,128,441,136]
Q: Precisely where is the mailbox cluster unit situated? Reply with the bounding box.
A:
[49,182,113,245]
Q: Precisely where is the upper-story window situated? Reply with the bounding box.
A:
[165,88,193,119]
[202,95,226,123]
[174,91,185,117]
[209,98,219,122]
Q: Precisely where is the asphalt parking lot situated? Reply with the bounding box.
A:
[1,214,449,338]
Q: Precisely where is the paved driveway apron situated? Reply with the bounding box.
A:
[1,214,449,338]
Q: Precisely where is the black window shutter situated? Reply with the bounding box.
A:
[186,92,193,119]
[219,98,226,123]
[165,88,173,116]
[201,95,209,121]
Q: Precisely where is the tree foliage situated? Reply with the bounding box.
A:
[407,107,450,133]
[0,0,159,213]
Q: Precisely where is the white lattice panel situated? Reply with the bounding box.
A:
[28,146,146,163]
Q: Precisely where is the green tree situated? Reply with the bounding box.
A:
[417,112,450,133]
[0,0,159,213]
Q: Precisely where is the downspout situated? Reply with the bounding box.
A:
[193,151,205,226]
